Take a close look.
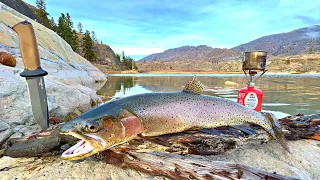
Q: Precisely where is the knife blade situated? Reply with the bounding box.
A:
[12,20,49,129]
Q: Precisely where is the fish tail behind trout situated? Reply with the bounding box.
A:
[264,112,290,152]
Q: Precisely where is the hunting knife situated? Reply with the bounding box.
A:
[12,20,49,129]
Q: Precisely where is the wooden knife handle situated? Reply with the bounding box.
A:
[12,20,47,77]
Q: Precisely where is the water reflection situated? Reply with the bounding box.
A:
[97,74,320,116]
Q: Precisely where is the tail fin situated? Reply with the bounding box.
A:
[264,113,291,153]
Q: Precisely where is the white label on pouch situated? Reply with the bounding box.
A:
[244,92,258,109]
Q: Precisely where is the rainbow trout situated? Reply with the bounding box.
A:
[59,77,289,160]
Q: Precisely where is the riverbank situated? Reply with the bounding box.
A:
[102,70,320,75]
[104,70,243,74]
[98,52,320,75]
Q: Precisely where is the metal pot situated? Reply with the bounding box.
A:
[242,51,267,71]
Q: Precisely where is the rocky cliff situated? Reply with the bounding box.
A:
[76,33,120,70]
[93,43,121,69]
[0,2,106,145]
[0,0,39,21]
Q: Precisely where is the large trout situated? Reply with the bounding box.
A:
[59,77,289,160]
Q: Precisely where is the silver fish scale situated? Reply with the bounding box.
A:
[115,92,269,136]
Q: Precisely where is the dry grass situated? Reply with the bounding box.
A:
[137,70,242,74]
[267,52,320,73]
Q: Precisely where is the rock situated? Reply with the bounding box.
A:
[0,148,5,156]
[5,128,62,157]
[0,0,40,22]
[224,80,239,87]
[16,125,41,137]
[0,122,10,132]
[0,51,16,67]
[5,136,60,157]
[0,129,13,145]
[76,34,120,70]
[60,144,70,151]
[9,132,22,139]
[0,2,108,144]
[93,43,121,69]
[12,125,25,132]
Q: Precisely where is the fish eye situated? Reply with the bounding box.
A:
[83,120,100,133]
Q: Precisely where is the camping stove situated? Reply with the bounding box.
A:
[237,51,267,112]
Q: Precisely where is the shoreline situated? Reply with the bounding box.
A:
[103,70,320,75]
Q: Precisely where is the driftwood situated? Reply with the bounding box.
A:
[3,113,320,179]
[278,113,320,141]
[100,150,298,180]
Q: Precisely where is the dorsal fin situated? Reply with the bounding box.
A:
[182,76,204,94]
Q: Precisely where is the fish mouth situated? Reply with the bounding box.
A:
[61,133,106,160]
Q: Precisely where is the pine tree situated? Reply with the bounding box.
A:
[35,0,52,29]
[50,17,57,31]
[91,31,97,42]
[121,51,127,69]
[66,13,73,28]
[82,30,96,61]
[36,0,46,10]
[127,57,133,70]
[57,13,77,51]
[72,29,78,50]
[133,62,138,70]
[57,13,67,39]
[77,22,83,33]
[115,53,121,65]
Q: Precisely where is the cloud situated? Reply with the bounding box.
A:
[295,15,320,25]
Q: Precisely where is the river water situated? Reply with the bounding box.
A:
[97,74,320,119]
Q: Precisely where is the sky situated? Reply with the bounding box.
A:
[24,0,320,60]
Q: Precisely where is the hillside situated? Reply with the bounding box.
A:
[139,45,241,62]
[232,25,320,56]
[76,33,120,70]
[0,0,39,22]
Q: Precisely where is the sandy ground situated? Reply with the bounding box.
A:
[0,140,319,180]
[0,156,165,180]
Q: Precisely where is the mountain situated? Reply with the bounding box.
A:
[139,45,242,62]
[0,0,40,22]
[141,25,320,63]
[232,25,320,56]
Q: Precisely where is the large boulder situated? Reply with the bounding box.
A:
[0,3,107,145]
